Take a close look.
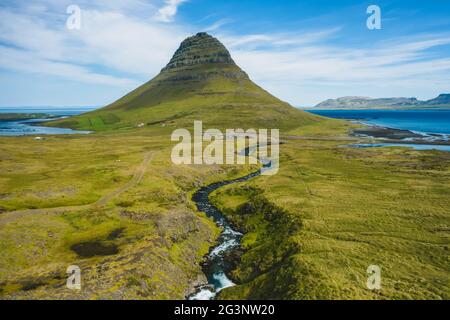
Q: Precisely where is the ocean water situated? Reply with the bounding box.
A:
[306,109,450,152]
[0,107,95,116]
[349,143,450,152]
[307,109,450,135]
[0,107,96,136]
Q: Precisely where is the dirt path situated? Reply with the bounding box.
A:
[95,151,153,206]
[0,151,154,225]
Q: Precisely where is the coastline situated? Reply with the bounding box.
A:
[306,108,450,147]
[0,115,91,136]
[309,106,450,110]
[352,124,450,146]
[0,113,57,122]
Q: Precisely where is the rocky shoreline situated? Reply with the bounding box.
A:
[353,125,450,146]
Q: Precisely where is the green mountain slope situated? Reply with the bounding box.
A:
[49,32,321,131]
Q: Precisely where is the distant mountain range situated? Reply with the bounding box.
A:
[314,94,450,109]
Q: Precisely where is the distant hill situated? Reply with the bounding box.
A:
[49,32,320,131]
[314,94,450,109]
[425,94,450,106]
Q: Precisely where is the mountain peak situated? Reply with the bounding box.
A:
[50,32,319,131]
[161,32,236,72]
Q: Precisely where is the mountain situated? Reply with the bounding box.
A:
[425,93,450,105]
[314,94,450,109]
[50,32,319,131]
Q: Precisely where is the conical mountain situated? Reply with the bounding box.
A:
[51,32,320,131]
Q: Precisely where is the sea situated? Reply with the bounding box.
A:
[306,109,450,151]
[306,109,450,135]
[0,107,96,136]
[1,107,450,148]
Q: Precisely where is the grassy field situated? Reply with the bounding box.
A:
[0,118,448,300]
[0,127,257,299]
[47,60,321,133]
[212,131,450,300]
[2,32,447,300]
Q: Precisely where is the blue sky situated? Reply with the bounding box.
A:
[1,0,450,107]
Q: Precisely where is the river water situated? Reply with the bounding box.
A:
[188,168,263,300]
[0,107,94,136]
[188,143,272,300]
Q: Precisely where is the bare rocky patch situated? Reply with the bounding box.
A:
[71,241,119,258]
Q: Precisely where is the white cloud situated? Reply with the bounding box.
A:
[155,0,187,23]
[222,32,450,105]
[0,45,140,87]
[222,28,341,49]
[73,10,188,75]
[1,0,450,106]
[203,19,232,32]
[0,1,190,88]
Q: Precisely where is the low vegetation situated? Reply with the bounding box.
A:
[0,129,254,299]
[1,116,449,299]
[212,132,450,299]
[1,32,448,300]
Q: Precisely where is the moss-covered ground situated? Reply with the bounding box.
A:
[0,118,448,299]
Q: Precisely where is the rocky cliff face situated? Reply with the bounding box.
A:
[159,32,248,81]
[162,32,235,71]
[50,32,320,130]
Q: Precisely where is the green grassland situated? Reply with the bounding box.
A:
[212,133,450,300]
[0,118,448,299]
[0,128,257,299]
[1,31,448,300]
[47,64,321,133]
[0,33,327,299]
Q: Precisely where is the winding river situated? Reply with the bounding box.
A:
[188,145,270,300]
[187,168,262,300]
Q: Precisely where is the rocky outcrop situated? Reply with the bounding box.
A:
[51,31,319,130]
[162,33,235,70]
[159,32,248,81]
